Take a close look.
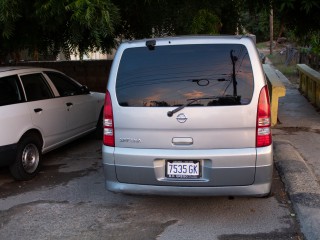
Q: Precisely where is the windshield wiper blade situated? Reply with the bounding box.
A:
[167,95,242,117]
[167,97,218,117]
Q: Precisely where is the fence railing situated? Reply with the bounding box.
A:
[297,64,320,108]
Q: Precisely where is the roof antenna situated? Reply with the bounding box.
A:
[146,40,156,50]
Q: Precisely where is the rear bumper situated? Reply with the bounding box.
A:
[102,145,273,197]
[106,179,272,197]
[0,143,17,167]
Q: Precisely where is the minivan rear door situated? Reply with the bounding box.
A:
[111,38,263,186]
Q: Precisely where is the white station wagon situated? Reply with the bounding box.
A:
[103,36,273,197]
[0,67,105,180]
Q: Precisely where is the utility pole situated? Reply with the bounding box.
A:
[270,3,274,55]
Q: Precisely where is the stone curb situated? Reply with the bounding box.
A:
[274,140,320,240]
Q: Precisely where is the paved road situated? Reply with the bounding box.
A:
[0,137,303,240]
[270,68,320,240]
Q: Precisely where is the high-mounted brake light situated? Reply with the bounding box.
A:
[256,86,272,147]
[103,91,115,147]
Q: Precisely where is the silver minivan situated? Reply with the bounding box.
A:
[102,36,273,196]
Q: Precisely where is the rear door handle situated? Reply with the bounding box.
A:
[34,108,42,113]
[172,137,193,145]
[66,102,73,107]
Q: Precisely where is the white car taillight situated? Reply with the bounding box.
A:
[256,86,272,147]
[103,91,115,147]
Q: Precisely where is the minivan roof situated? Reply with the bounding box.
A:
[123,35,249,44]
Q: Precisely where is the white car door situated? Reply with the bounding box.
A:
[20,73,68,152]
[63,94,96,136]
[44,71,96,138]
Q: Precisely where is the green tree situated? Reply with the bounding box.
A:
[276,0,320,45]
[190,9,222,34]
[113,0,241,39]
[239,1,280,42]
[0,0,119,61]
[237,0,320,45]
[0,0,252,62]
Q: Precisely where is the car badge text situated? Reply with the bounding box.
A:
[120,138,141,143]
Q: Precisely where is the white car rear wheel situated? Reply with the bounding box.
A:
[10,134,42,180]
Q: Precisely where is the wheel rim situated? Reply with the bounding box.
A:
[21,143,40,173]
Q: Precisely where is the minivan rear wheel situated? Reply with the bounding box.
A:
[10,134,42,180]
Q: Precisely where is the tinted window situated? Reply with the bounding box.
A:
[21,74,53,101]
[0,75,23,106]
[116,44,254,107]
[45,72,81,96]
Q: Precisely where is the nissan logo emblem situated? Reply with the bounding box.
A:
[176,113,187,123]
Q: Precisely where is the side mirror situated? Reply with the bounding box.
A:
[80,85,90,94]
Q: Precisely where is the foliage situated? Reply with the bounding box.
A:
[0,0,119,61]
[190,9,222,34]
[239,0,320,45]
[274,0,320,44]
[0,0,21,39]
[113,0,241,39]
[1,0,319,62]
[240,8,271,42]
[310,31,320,56]
[239,0,284,42]
[112,0,173,39]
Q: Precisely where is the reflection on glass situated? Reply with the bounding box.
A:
[116,44,254,107]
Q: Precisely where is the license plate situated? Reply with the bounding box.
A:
[166,161,200,179]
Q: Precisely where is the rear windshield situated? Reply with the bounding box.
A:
[116,44,254,107]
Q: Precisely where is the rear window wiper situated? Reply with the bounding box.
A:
[167,96,240,117]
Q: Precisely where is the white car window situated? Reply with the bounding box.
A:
[20,73,53,101]
[45,72,82,97]
[0,75,23,106]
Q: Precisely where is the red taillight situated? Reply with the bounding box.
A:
[256,86,272,147]
[103,91,115,147]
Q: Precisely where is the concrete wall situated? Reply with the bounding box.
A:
[297,64,320,108]
[15,60,113,93]
[263,64,286,126]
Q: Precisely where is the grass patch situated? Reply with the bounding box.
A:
[256,42,269,49]
[257,41,300,84]
[267,53,299,84]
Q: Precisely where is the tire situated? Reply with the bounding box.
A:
[9,134,42,180]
